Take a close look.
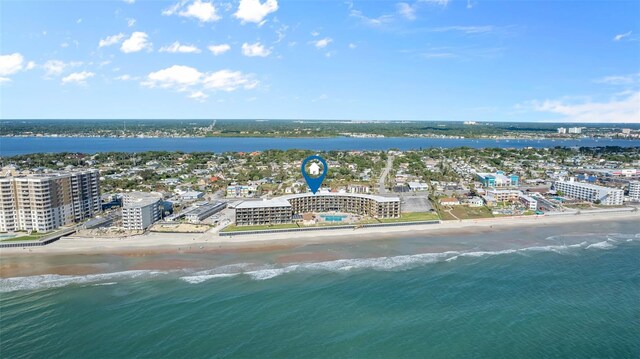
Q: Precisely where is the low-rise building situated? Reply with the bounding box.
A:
[183,202,226,223]
[554,179,624,206]
[440,197,460,206]
[466,196,484,207]
[519,194,538,210]
[407,182,429,191]
[485,189,522,202]
[475,171,519,188]
[180,191,204,201]
[348,184,371,194]
[226,184,257,197]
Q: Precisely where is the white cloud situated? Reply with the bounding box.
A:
[99,33,125,48]
[234,0,278,24]
[595,73,640,85]
[163,0,220,23]
[431,26,494,34]
[0,53,24,76]
[189,91,209,101]
[115,74,139,81]
[62,71,95,85]
[312,37,333,49]
[613,31,632,41]
[123,0,135,3]
[466,0,476,9]
[0,77,11,84]
[160,41,202,53]
[241,42,271,57]
[42,60,82,77]
[349,9,394,27]
[202,70,259,91]
[274,24,288,43]
[208,44,231,55]
[420,0,449,6]
[349,43,357,49]
[144,65,202,90]
[396,2,416,20]
[26,61,36,70]
[121,32,152,53]
[142,65,259,100]
[529,92,640,123]
[127,18,136,27]
[311,31,320,37]
[76,18,82,24]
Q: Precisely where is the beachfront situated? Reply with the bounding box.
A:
[1,210,637,257]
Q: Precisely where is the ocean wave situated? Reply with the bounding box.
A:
[4,234,638,290]
[0,270,166,293]
[586,241,615,250]
[180,273,240,284]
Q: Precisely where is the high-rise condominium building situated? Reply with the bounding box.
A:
[0,170,101,232]
[121,192,163,230]
[629,181,640,201]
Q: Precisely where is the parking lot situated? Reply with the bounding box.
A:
[400,195,434,213]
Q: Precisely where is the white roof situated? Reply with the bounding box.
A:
[236,192,400,209]
[279,192,400,203]
[236,199,292,209]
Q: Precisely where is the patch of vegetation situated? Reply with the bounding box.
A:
[221,223,301,232]
[378,212,440,223]
[441,206,494,220]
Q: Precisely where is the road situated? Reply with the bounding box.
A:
[378,154,394,194]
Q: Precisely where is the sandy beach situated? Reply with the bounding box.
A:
[1,211,638,257]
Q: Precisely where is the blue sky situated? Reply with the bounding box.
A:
[1,0,638,122]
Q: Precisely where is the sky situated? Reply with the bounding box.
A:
[0,0,639,122]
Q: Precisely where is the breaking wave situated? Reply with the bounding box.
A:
[0,270,166,293]
[2,233,638,291]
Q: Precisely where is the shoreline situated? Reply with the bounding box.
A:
[1,211,638,257]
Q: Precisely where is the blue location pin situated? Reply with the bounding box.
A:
[301,155,328,194]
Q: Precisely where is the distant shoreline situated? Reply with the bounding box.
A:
[2,136,638,157]
[1,211,637,259]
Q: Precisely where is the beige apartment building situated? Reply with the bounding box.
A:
[0,170,101,232]
[235,193,401,226]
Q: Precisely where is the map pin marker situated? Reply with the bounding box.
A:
[301,155,328,194]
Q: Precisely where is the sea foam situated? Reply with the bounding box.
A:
[0,270,166,293]
[3,233,638,291]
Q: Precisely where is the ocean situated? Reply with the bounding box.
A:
[1,136,639,156]
[1,219,639,358]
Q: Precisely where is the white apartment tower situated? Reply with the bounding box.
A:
[0,170,101,232]
[554,179,623,206]
[121,192,162,230]
[629,181,640,201]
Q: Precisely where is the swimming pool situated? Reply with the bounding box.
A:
[320,215,347,222]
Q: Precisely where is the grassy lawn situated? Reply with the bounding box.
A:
[439,206,494,220]
[378,212,440,223]
[221,223,301,232]
[0,232,52,242]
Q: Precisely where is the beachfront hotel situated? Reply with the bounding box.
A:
[0,170,101,232]
[235,193,401,226]
[554,179,624,206]
[121,192,163,230]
